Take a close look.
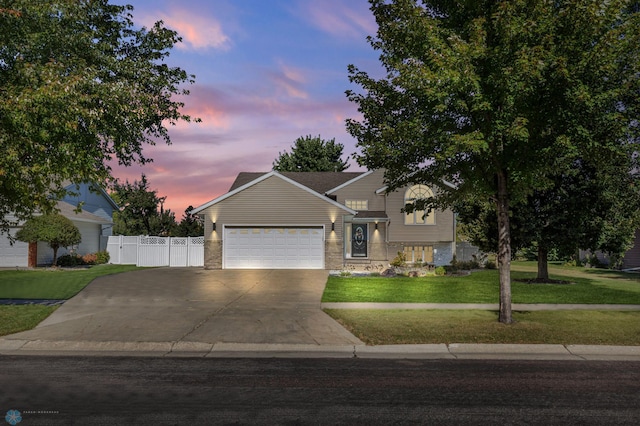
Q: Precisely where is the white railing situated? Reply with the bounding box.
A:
[106,235,204,267]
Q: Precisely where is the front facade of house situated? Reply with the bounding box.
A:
[192,169,456,270]
[0,182,117,267]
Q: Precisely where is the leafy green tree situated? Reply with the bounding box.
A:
[177,206,204,237]
[0,1,197,234]
[111,175,177,236]
[457,159,640,279]
[346,1,640,323]
[16,214,81,266]
[273,135,349,172]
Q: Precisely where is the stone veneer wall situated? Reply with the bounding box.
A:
[204,240,223,269]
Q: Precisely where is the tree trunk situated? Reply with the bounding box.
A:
[537,246,549,281]
[496,171,514,324]
[52,245,59,266]
[28,242,37,268]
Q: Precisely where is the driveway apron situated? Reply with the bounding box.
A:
[5,268,363,346]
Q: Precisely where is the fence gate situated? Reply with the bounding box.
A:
[106,235,204,267]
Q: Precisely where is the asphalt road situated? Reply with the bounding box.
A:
[1,357,639,425]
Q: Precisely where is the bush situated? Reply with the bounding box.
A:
[484,260,497,269]
[56,254,84,267]
[390,251,407,267]
[434,266,446,276]
[96,250,110,264]
[82,253,98,265]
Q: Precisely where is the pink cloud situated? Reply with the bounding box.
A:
[300,0,377,40]
[136,7,231,51]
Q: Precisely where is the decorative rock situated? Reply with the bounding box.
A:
[380,268,397,277]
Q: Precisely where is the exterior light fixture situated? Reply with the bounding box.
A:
[331,222,335,232]
[212,222,217,232]
[375,222,379,230]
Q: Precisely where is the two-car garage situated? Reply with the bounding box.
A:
[223,226,325,269]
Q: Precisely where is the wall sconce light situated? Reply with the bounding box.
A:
[212,222,217,232]
[331,222,335,232]
[375,222,379,230]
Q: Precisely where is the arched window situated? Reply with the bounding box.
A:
[404,185,435,225]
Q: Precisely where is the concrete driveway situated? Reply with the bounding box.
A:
[5,268,363,347]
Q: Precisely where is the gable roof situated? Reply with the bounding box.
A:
[56,201,113,224]
[63,181,119,210]
[229,171,366,194]
[193,171,357,214]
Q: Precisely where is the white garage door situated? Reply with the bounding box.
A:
[224,227,324,269]
[0,230,28,267]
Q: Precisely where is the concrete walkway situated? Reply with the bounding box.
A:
[321,302,640,311]
[1,268,639,360]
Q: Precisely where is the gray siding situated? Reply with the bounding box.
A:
[386,186,455,243]
[201,175,349,243]
[331,169,386,211]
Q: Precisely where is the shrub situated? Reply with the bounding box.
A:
[484,260,497,269]
[434,266,446,276]
[56,254,84,267]
[82,253,98,265]
[96,250,110,264]
[390,251,407,267]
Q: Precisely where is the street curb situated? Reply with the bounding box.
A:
[1,339,639,360]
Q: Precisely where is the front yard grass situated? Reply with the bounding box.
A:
[0,265,141,337]
[0,264,141,299]
[323,262,640,345]
[325,309,640,345]
[322,262,640,304]
[0,305,58,336]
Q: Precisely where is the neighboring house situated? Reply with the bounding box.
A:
[192,169,456,270]
[0,182,118,267]
[581,229,640,270]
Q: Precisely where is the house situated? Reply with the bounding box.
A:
[0,182,118,267]
[192,169,456,270]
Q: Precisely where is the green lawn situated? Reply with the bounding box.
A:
[0,265,142,337]
[0,305,59,336]
[322,262,640,304]
[325,309,640,345]
[0,264,141,300]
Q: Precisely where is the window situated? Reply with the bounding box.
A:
[404,185,435,225]
[403,246,434,264]
[346,199,368,210]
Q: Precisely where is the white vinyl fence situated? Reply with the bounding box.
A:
[106,235,204,267]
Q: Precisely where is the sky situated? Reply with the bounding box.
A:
[111,0,383,217]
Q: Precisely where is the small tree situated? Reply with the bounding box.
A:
[16,214,81,266]
[177,206,204,237]
[273,135,349,172]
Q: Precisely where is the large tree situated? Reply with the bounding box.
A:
[16,213,81,266]
[346,1,640,323]
[0,1,197,234]
[272,135,349,172]
[458,159,640,279]
[110,175,177,236]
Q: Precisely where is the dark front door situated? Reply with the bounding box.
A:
[351,223,368,257]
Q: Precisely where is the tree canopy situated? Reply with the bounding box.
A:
[16,213,81,266]
[346,0,640,323]
[110,175,203,237]
[272,135,350,172]
[110,174,176,236]
[0,1,197,233]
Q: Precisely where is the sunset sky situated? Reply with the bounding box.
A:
[112,0,382,217]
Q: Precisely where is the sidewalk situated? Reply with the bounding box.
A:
[1,339,639,360]
[321,302,640,310]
